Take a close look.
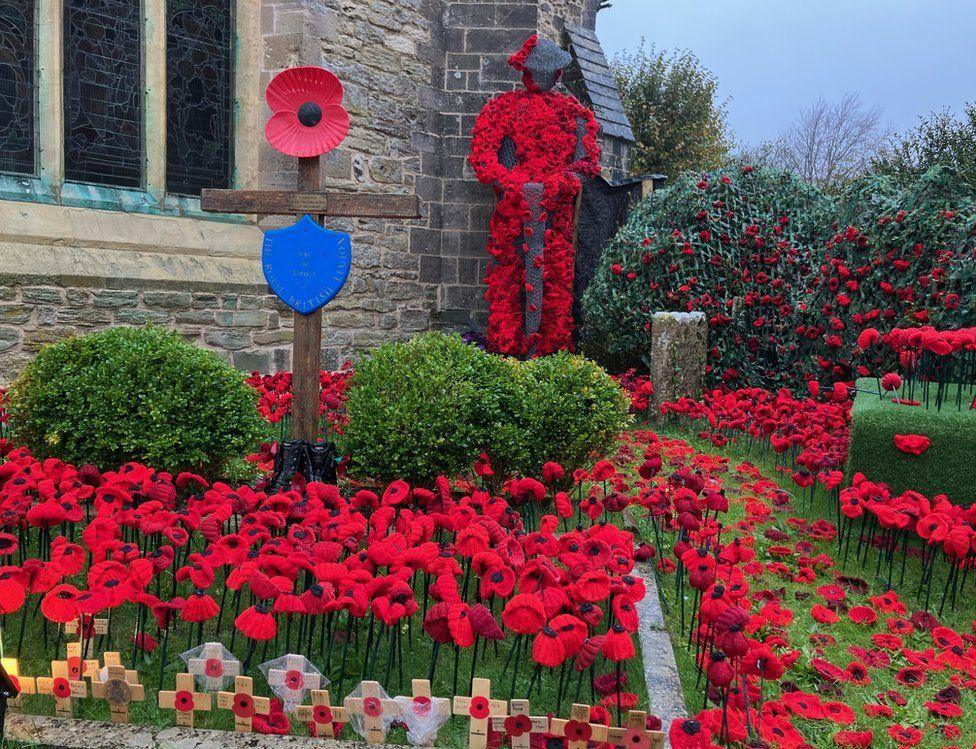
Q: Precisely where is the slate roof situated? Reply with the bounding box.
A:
[563,23,635,143]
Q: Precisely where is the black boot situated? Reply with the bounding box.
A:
[268,439,307,492]
[303,441,339,484]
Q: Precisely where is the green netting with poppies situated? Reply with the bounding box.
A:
[581,165,833,390]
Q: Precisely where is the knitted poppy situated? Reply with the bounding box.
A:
[501,593,545,635]
[41,584,80,623]
[893,433,931,456]
[182,590,220,623]
[601,623,635,662]
[235,602,277,641]
[448,603,475,647]
[668,719,712,749]
[469,603,504,640]
[572,570,611,603]
[531,626,565,668]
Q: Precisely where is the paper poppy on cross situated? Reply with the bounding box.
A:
[158,673,212,728]
[217,675,272,734]
[295,689,349,739]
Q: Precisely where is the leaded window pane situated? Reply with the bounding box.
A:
[63,0,142,188]
[166,0,233,196]
[0,0,35,175]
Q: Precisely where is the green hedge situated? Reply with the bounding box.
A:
[341,334,630,484]
[7,326,264,476]
[846,378,976,502]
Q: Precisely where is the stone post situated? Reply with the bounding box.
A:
[646,311,707,416]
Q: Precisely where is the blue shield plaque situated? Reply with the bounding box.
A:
[262,214,352,315]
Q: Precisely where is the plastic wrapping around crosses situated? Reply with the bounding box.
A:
[64,617,108,658]
[91,663,146,723]
[36,660,88,718]
[263,654,322,712]
[217,675,272,733]
[550,704,610,749]
[1,658,35,711]
[606,711,666,749]
[185,641,241,692]
[344,680,401,744]
[159,673,213,728]
[394,679,451,746]
[65,642,99,683]
[295,689,349,738]
[452,678,508,749]
[491,699,549,749]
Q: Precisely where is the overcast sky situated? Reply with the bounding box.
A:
[596,0,976,147]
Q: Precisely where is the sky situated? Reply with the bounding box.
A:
[596,0,976,147]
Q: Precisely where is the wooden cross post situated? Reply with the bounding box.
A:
[217,675,271,733]
[550,703,610,749]
[491,698,549,749]
[187,641,240,691]
[36,659,87,718]
[1,658,35,710]
[266,653,322,697]
[343,680,401,744]
[453,678,508,749]
[200,180,420,443]
[159,673,212,728]
[64,617,108,658]
[64,642,99,685]
[407,678,451,721]
[295,689,349,738]
[90,663,146,723]
[607,710,666,749]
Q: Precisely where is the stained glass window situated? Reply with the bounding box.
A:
[0,0,35,175]
[63,0,142,188]
[166,0,233,196]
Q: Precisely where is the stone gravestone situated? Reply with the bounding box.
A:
[647,311,707,416]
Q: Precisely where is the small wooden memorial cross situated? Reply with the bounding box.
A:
[453,678,508,749]
[550,703,610,749]
[295,689,349,738]
[217,675,272,733]
[159,673,213,728]
[344,680,401,744]
[491,698,549,749]
[200,64,420,444]
[407,678,450,721]
[1,658,35,710]
[187,641,240,690]
[36,659,87,718]
[267,653,321,695]
[91,663,146,723]
[64,617,108,658]
[607,710,666,749]
[64,642,99,684]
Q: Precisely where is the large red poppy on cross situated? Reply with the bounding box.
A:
[265,66,350,158]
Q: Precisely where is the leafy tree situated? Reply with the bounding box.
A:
[871,103,976,188]
[612,44,732,177]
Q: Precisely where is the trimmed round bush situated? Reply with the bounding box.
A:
[8,326,264,475]
[341,334,630,484]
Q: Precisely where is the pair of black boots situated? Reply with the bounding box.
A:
[268,439,339,492]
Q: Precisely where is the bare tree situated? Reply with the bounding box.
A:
[738,93,887,191]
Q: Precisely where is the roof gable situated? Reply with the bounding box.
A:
[563,23,635,143]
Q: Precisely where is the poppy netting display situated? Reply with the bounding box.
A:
[180,641,240,692]
[259,654,323,713]
[394,693,452,746]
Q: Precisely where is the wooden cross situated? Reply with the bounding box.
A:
[217,675,272,733]
[452,678,508,749]
[491,699,549,749]
[392,679,451,746]
[343,679,401,744]
[159,673,213,728]
[65,641,100,683]
[36,659,87,718]
[266,653,322,699]
[550,703,610,749]
[607,711,666,749]
[64,617,108,657]
[91,663,146,723]
[1,658,35,710]
[201,175,420,443]
[187,641,240,691]
[295,689,349,738]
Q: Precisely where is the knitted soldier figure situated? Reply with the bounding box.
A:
[470,35,601,357]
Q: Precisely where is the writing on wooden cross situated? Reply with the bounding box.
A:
[1,658,35,710]
[36,659,87,718]
[91,663,146,723]
[491,698,550,749]
[344,680,401,744]
[217,675,271,733]
[64,618,107,658]
[295,689,349,738]
[264,653,322,710]
[393,678,451,746]
[159,673,213,728]
[186,641,240,691]
[550,703,610,749]
[65,641,99,684]
[607,710,666,749]
[453,678,508,749]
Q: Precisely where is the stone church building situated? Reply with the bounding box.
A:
[0,0,634,376]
